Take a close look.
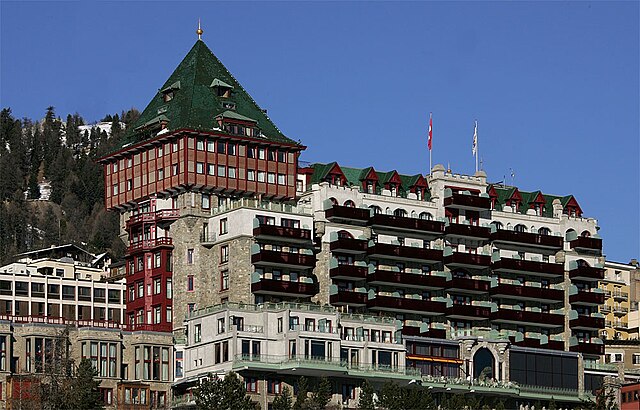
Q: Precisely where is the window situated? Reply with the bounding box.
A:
[257,171,266,182]
[267,173,276,184]
[217,141,226,154]
[157,146,163,157]
[202,194,211,209]
[277,174,286,185]
[221,245,229,263]
[157,168,164,180]
[268,379,282,394]
[217,165,226,177]
[127,179,133,191]
[187,249,194,264]
[187,275,194,292]
[194,324,201,343]
[166,278,172,299]
[221,270,229,291]
[220,218,228,234]
[228,143,236,155]
[633,354,640,365]
[228,167,236,179]
[247,146,256,158]
[187,303,195,312]
[207,140,215,152]
[196,139,205,150]
[247,170,255,181]
[245,377,258,393]
[154,278,161,295]
[258,148,266,160]
[175,351,183,378]
[196,162,204,174]
[218,318,226,334]
[112,162,118,172]
[112,184,119,195]
[154,306,161,324]
[206,163,215,176]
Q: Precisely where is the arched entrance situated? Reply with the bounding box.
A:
[473,348,495,380]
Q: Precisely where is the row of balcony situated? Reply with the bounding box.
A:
[126,209,179,228]
[126,237,174,255]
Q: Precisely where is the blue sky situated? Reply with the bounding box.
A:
[1,1,638,262]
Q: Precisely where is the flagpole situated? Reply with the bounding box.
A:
[428,112,433,174]
[473,120,478,173]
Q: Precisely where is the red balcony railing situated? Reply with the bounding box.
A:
[445,277,490,294]
[569,236,603,255]
[329,265,369,281]
[126,209,179,227]
[445,304,491,320]
[127,237,173,254]
[569,265,605,281]
[490,309,564,328]
[330,237,368,254]
[368,214,444,236]
[0,315,124,329]
[443,252,491,269]
[490,283,563,303]
[125,323,173,332]
[251,250,316,268]
[444,223,490,240]
[444,193,492,211]
[367,243,443,263]
[490,230,563,250]
[253,225,312,242]
[366,295,446,316]
[570,291,605,306]
[329,290,367,306]
[325,205,370,224]
[570,315,604,330]
[367,270,447,290]
[570,342,604,356]
[491,258,564,278]
[251,278,319,297]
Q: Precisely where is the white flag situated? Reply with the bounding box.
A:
[472,120,478,156]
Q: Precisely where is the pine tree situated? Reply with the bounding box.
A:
[69,359,103,410]
[293,376,309,410]
[357,380,376,410]
[28,172,40,200]
[308,377,332,410]
[272,386,294,410]
[193,372,257,410]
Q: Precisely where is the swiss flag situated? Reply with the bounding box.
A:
[428,113,433,151]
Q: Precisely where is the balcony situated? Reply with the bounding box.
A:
[200,231,216,247]
[367,270,446,290]
[570,291,605,306]
[569,236,602,255]
[491,258,564,279]
[570,342,604,356]
[570,315,604,331]
[366,295,446,316]
[444,193,491,211]
[127,237,173,255]
[445,304,491,320]
[329,265,368,281]
[445,277,490,294]
[490,309,564,328]
[612,292,628,301]
[490,230,563,252]
[329,290,367,307]
[444,223,490,241]
[329,237,368,254]
[368,214,444,238]
[325,205,370,225]
[126,209,179,228]
[568,265,604,282]
[253,225,312,244]
[613,321,628,330]
[251,250,316,269]
[251,278,319,298]
[490,283,563,303]
[443,252,491,269]
[510,337,564,351]
[366,243,442,263]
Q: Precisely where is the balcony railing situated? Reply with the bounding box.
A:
[570,290,605,306]
[445,304,491,320]
[367,243,443,263]
[490,230,563,250]
[570,315,605,330]
[444,193,492,211]
[569,265,605,281]
[251,250,316,269]
[330,290,368,306]
[444,223,491,240]
[126,209,179,227]
[491,258,564,278]
[251,278,319,297]
[366,295,446,316]
[0,315,125,329]
[445,277,490,294]
[490,283,563,303]
[329,264,369,281]
[569,236,603,255]
[368,214,444,237]
[490,309,564,328]
[443,252,491,269]
[612,292,629,301]
[570,342,604,356]
[127,237,173,254]
[253,225,312,243]
[368,270,447,290]
[325,205,370,224]
[200,231,216,246]
[329,237,368,254]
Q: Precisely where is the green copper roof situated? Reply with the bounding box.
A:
[122,40,298,147]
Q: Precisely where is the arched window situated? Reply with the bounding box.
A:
[329,197,338,206]
[576,259,590,268]
[581,230,591,238]
[473,348,495,379]
[344,200,356,208]
[369,205,382,215]
[565,228,576,241]
[538,227,551,235]
[337,230,354,239]
[490,221,503,230]
[514,224,527,233]
[394,208,407,218]
[410,210,417,218]
[419,212,433,221]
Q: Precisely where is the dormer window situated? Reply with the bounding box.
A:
[211,78,234,98]
[163,91,174,102]
[416,189,423,201]
[160,81,181,102]
[390,185,397,197]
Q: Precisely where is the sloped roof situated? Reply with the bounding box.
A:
[121,40,298,147]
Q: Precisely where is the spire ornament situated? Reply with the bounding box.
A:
[197,19,203,40]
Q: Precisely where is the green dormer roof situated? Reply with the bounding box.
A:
[122,40,298,147]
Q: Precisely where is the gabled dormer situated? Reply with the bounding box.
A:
[359,167,379,194]
[506,188,523,212]
[562,195,582,217]
[160,81,181,102]
[405,174,428,201]
[381,170,402,197]
[487,185,499,210]
[527,191,546,216]
[210,78,234,98]
[214,111,259,137]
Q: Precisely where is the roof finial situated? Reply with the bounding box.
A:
[197,19,203,40]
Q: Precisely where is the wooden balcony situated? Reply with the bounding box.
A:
[445,277,490,294]
[489,309,564,328]
[570,291,605,306]
[126,209,179,228]
[251,278,318,298]
[570,315,604,331]
[366,243,442,263]
[368,214,444,238]
[329,265,368,281]
[126,237,173,255]
[445,304,491,320]
[444,193,491,211]
[329,237,368,254]
[329,290,367,307]
[366,295,446,316]
[367,270,446,290]
[444,223,490,241]
[569,236,602,255]
[569,265,605,282]
[570,342,604,356]
[251,250,316,269]
[490,230,563,252]
[491,258,564,279]
[253,225,312,243]
[443,252,491,269]
[490,283,563,303]
[325,205,370,225]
